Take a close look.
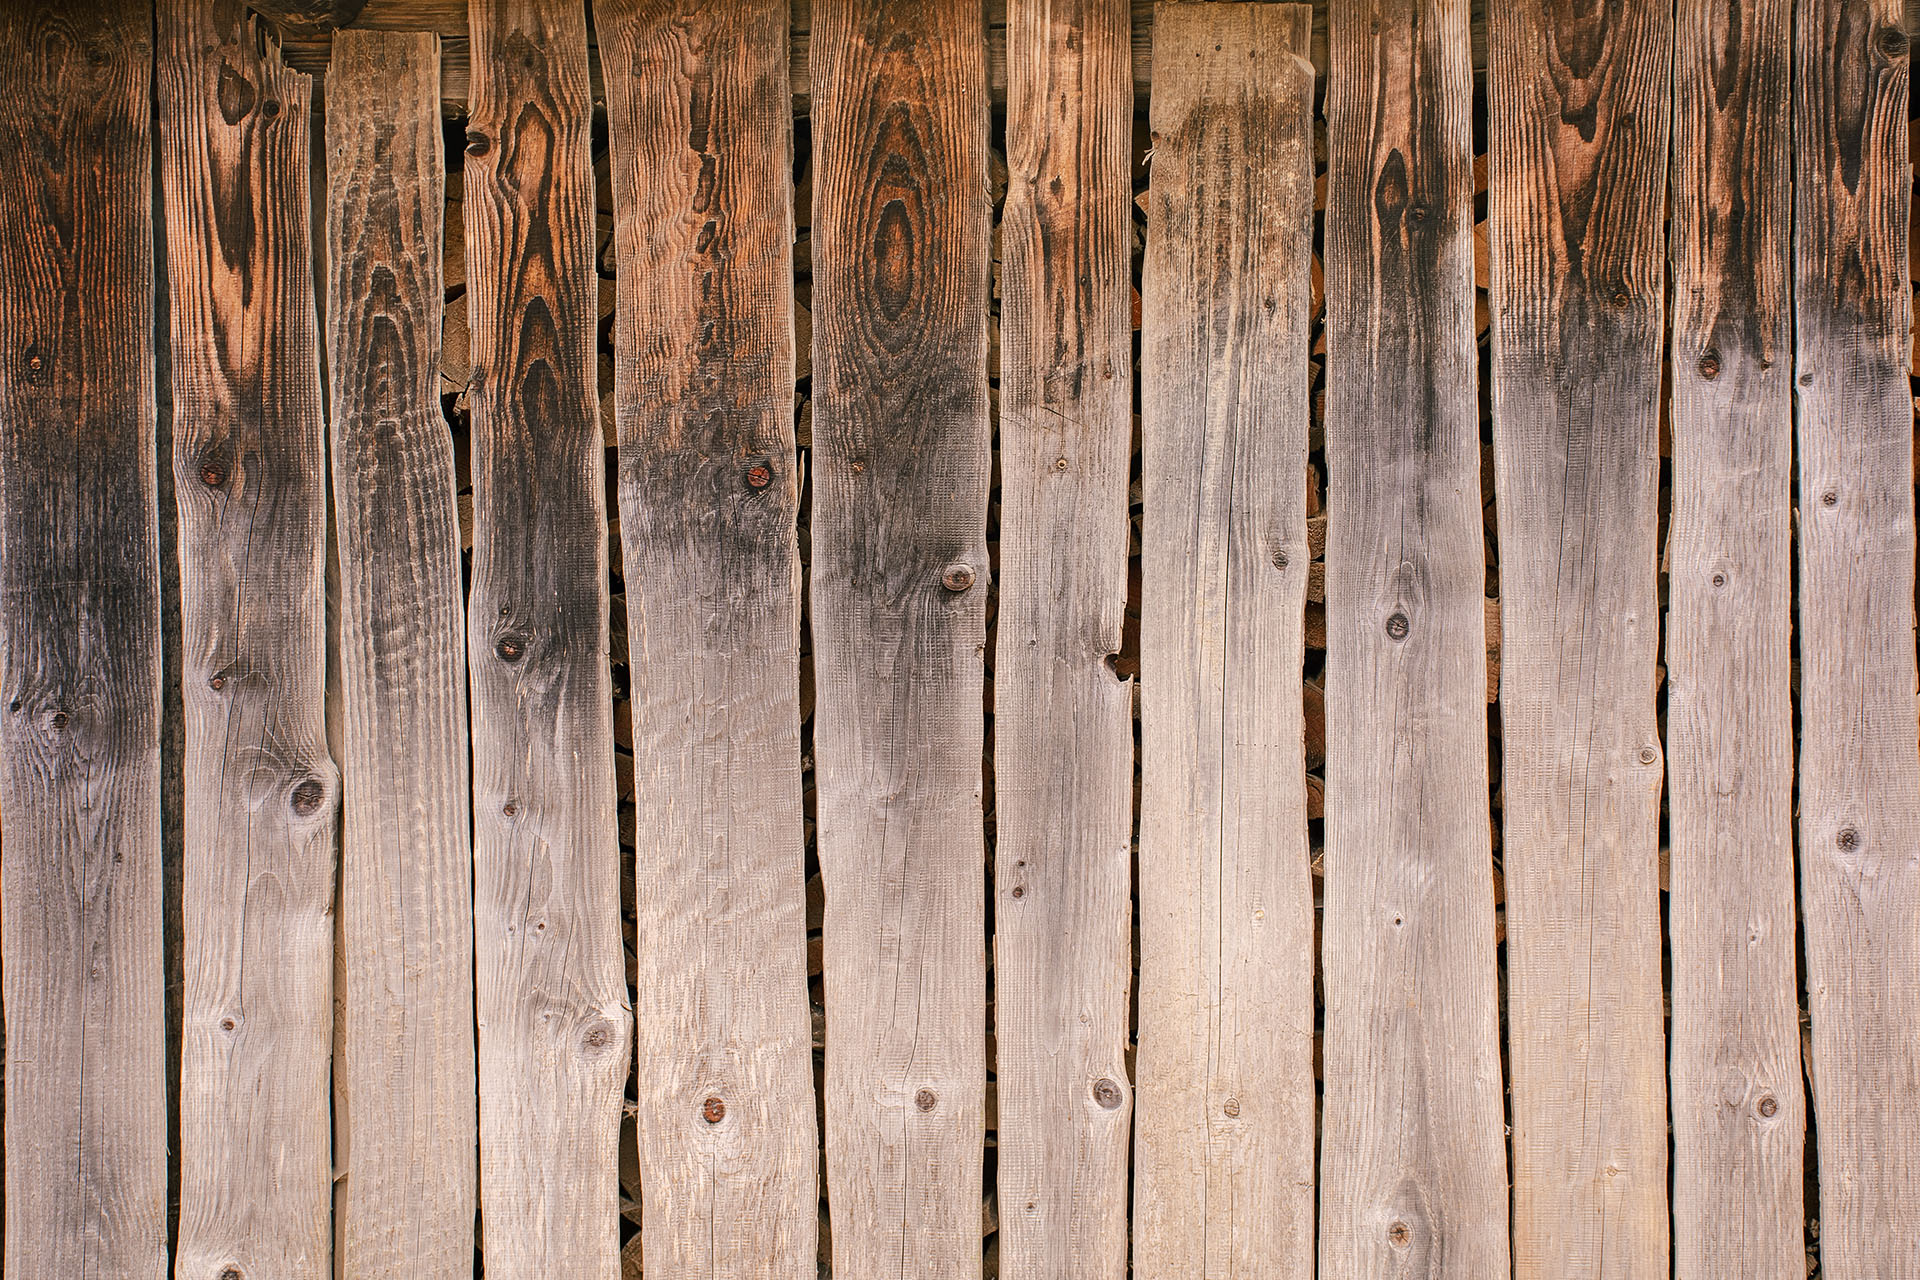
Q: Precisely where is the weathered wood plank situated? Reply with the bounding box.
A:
[1133,7,1315,1278]
[157,4,337,1275]
[1668,3,1803,1275]
[808,0,991,1275]
[0,3,167,1275]
[1488,2,1673,1275]
[994,1,1134,1277]
[1319,2,1508,1275]
[325,30,479,1279]
[1792,3,1920,1276]
[598,3,818,1276]
[465,0,631,1273]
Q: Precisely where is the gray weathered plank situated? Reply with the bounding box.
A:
[465,0,631,1273]
[994,0,1134,1277]
[1319,1,1509,1275]
[1488,1,1673,1274]
[0,3,168,1276]
[157,4,337,1275]
[808,0,992,1275]
[1133,6,1316,1278]
[1792,3,1920,1277]
[325,30,479,1279]
[598,2,819,1275]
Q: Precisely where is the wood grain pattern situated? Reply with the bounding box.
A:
[1668,3,1803,1275]
[0,3,167,1276]
[808,1,991,1275]
[994,1,1134,1277]
[1487,2,1673,1274]
[1133,7,1315,1278]
[157,4,337,1276]
[1792,3,1920,1277]
[325,30,479,1279]
[1320,2,1509,1274]
[465,0,631,1273]
[598,3,818,1276]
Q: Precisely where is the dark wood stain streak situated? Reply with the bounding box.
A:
[1792,2,1920,1276]
[464,1,629,1274]
[0,3,167,1276]
[808,1,991,1276]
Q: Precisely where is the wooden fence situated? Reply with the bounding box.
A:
[0,0,1914,1277]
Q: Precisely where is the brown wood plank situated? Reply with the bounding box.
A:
[325,30,480,1279]
[1792,3,1920,1276]
[0,3,167,1275]
[1319,1,1509,1274]
[156,5,337,1275]
[1667,2,1803,1275]
[807,0,992,1275]
[465,0,631,1273]
[993,1,1134,1277]
[1487,2,1673,1274]
[597,3,819,1275]
[1132,6,1315,1278]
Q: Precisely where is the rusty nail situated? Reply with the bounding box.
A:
[1092,1078,1123,1110]
[942,563,975,592]
[915,1088,937,1112]
[702,1096,725,1123]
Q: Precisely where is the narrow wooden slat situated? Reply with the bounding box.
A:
[1792,4,1920,1275]
[598,3,818,1275]
[808,1,991,1275]
[325,30,479,1279]
[994,1,1133,1277]
[1133,6,1315,1277]
[0,3,167,1275]
[465,0,630,1273]
[1668,3,1802,1274]
[1319,2,1508,1274]
[1488,3,1673,1274]
[157,5,336,1275]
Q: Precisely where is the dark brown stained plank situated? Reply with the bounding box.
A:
[1793,3,1920,1276]
[156,4,337,1276]
[464,0,631,1273]
[325,30,480,1280]
[808,1,991,1276]
[597,3,819,1276]
[993,1,1134,1278]
[1487,2,1673,1274]
[1668,2,1803,1275]
[0,3,167,1276]
[1319,1,1509,1275]
[1133,6,1315,1277]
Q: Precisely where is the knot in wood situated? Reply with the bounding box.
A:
[1757,1094,1779,1118]
[464,129,490,157]
[914,1088,937,1112]
[1385,611,1410,641]
[290,777,326,817]
[1638,745,1658,765]
[1222,1097,1240,1118]
[495,634,527,663]
[1821,489,1838,507]
[1837,826,1860,852]
[744,459,774,490]
[502,802,517,817]
[200,461,227,488]
[1697,349,1721,379]
[1387,1222,1411,1248]
[941,563,975,593]
[24,351,42,376]
[702,1095,726,1124]
[1880,27,1909,57]
[1092,1078,1123,1110]
[219,1268,244,1280]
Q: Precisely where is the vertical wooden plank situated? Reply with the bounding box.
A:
[0,3,167,1276]
[1133,6,1315,1278]
[1668,3,1803,1275]
[1319,1,1509,1275]
[1488,2,1673,1275]
[1792,3,1920,1276]
[465,0,630,1272]
[156,4,337,1275]
[598,3,819,1276]
[808,0,991,1275]
[326,30,480,1279]
[994,1,1133,1278]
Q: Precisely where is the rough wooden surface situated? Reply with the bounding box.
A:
[0,3,168,1275]
[326,30,479,1280]
[157,4,337,1275]
[1319,2,1508,1275]
[465,0,631,1273]
[1792,3,1920,1277]
[1667,3,1803,1275]
[599,2,819,1275]
[1488,2,1673,1275]
[1133,7,1316,1278]
[808,1,992,1275]
[993,1,1135,1277]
